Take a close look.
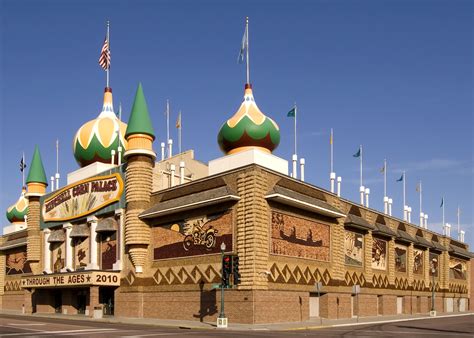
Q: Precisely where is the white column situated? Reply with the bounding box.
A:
[403,205,408,221]
[388,198,393,216]
[424,214,428,229]
[365,188,370,208]
[88,216,99,270]
[168,139,173,158]
[408,207,412,223]
[383,196,389,214]
[330,172,336,193]
[43,229,52,273]
[292,154,298,179]
[359,186,365,206]
[420,212,424,228]
[63,223,73,271]
[111,150,116,165]
[460,230,465,243]
[50,176,55,192]
[179,161,185,184]
[160,142,165,161]
[445,223,451,237]
[299,158,305,181]
[55,173,60,190]
[337,176,342,197]
[118,145,123,166]
[170,164,176,187]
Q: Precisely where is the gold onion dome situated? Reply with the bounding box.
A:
[6,187,28,223]
[73,87,128,167]
[218,84,280,155]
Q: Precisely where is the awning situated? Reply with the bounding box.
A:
[373,222,397,238]
[70,224,89,238]
[96,217,117,233]
[415,235,433,248]
[265,186,345,218]
[47,229,65,243]
[344,214,376,231]
[431,241,447,252]
[397,230,417,243]
[449,244,472,259]
[140,186,240,219]
[0,237,27,251]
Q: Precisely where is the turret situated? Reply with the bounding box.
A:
[124,83,156,274]
[25,146,48,274]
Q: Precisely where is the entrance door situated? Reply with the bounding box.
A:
[54,292,62,314]
[309,293,320,317]
[446,298,454,312]
[396,297,403,314]
[100,288,115,316]
[77,290,87,315]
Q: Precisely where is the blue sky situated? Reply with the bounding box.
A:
[1,0,472,247]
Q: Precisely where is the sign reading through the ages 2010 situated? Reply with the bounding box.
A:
[42,173,123,222]
[21,271,120,288]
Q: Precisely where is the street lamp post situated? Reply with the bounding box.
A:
[430,266,436,316]
[217,242,228,328]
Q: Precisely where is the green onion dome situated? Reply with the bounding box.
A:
[73,87,128,167]
[6,187,28,223]
[218,84,280,155]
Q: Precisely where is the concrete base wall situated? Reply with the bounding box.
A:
[1,292,23,311]
[379,295,397,315]
[115,289,310,324]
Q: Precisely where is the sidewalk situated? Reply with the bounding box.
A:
[1,309,473,331]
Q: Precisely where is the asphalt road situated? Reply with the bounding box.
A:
[0,313,472,337]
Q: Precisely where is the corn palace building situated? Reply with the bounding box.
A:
[1,80,472,324]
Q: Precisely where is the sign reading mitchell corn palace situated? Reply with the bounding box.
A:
[0,80,471,323]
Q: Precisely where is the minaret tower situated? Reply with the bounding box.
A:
[25,146,48,274]
[124,83,156,274]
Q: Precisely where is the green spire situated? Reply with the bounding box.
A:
[125,83,155,140]
[26,145,48,185]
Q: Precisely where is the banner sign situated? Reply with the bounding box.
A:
[42,173,123,222]
[21,271,120,288]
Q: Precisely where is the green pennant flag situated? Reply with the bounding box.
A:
[287,107,296,117]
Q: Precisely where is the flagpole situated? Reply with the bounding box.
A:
[106,20,110,88]
[55,139,60,189]
[403,171,406,213]
[384,159,387,198]
[419,180,422,215]
[22,152,25,187]
[330,128,334,173]
[457,206,460,240]
[166,99,170,148]
[294,103,297,156]
[56,139,59,175]
[360,145,363,187]
[442,197,445,232]
[179,111,182,154]
[246,17,249,84]
[119,102,122,121]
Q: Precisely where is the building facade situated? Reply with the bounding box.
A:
[0,82,472,323]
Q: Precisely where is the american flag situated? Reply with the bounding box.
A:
[98,37,110,70]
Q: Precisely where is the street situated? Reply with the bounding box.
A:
[0,313,473,337]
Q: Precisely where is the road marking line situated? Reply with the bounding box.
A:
[318,329,473,336]
[331,313,474,328]
[7,323,45,326]
[0,328,116,336]
[0,325,46,332]
[121,333,199,337]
